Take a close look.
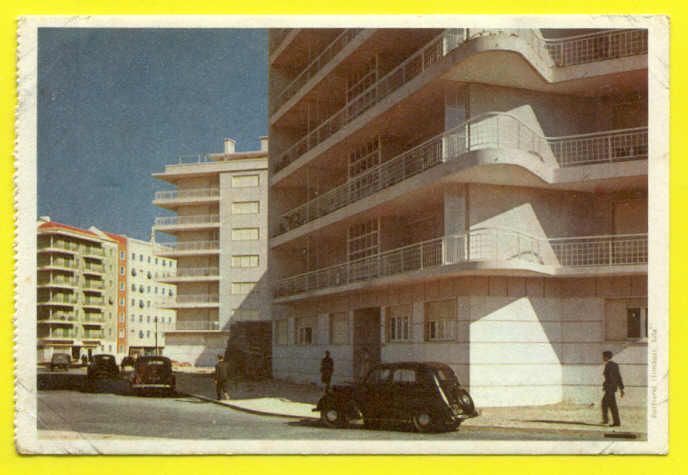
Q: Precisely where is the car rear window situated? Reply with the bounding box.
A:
[392,368,417,383]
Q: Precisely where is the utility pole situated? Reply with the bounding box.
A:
[154,317,158,356]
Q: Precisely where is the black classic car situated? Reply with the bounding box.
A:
[315,362,478,432]
[130,356,176,396]
[86,354,120,380]
[49,353,71,371]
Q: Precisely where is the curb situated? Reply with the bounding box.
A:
[183,392,320,421]
[181,393,644,438]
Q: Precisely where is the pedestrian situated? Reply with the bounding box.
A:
[320,350,334,393]
[81,354,87,366]
[214,354,229,400]
[601,350,625,427]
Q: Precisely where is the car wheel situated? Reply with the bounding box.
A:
[412,411,437,433]
[321,403,347,428]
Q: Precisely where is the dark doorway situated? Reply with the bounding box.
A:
[353,307,382,381]
[71,346,81,360]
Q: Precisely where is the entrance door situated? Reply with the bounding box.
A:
[353,307,382,382]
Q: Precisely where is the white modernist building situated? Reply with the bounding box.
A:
[268,28,648,407]
[153,137,270,367]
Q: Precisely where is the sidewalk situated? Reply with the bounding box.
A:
[174,371,646,437]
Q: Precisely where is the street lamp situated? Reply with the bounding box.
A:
[154,316,158,356]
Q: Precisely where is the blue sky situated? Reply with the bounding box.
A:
[38,28,268,240]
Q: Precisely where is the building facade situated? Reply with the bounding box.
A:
[153,137,270,367]
[268,28,648,407]
[124,238,177,356]
[37,218,118,362]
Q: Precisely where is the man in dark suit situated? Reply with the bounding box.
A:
[602,350,625,427]
[214,354,229,400]
[320,350,334,393]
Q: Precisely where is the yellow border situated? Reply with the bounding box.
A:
[0,0,681,472]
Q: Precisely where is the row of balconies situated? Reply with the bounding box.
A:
[37,239,105,258]
[38,327,105,340]
[158,293,220,308]
[38,257,106,274]
[37,293,107,307]
[156,240,220,256]
[154,214,220,227]
[172,320,221,331]
[275,228,648,299]
[271,28,648,174]
[37,275,105,290]
[274,114,648,237]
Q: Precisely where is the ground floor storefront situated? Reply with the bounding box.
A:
[272,274,648,408]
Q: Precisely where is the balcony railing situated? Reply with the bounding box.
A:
[272,29,365,114]
[275,229,648,298]
[38,312,76,322]
[156,240,220,253]
[544,29,648,67]
[39,240,79,253]
[38,294,77,305]
[161,294,220,305]
[172,266,220,278]
[83,280,105,290]
[39,328,77,339]
[154,188,220,202]
[83,330,104,339]
[83,263,105,273]
[273,28,648,176]
[83,313,105,323]
[174,320,221,331]
[83,247,105,258]
[38,276,78,287]
[154,214,220,227]
[275,113,648,236]
[83,297,105,306]
[39,258,78,269]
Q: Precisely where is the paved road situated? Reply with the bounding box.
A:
[37,386,621,441]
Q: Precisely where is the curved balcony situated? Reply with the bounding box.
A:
[169,320,221,332]
[271,29,366,115]
[82,329,104,340]
[154,214,220,232]
[38,241,79,255]
[38,312,76,324]
[155,240,220,256]
[83,263,105,276]
[83,247,105,260]
[272,28,647,179]
[274,112,648,237]
[38,258,78,272]
[37,276,78,289]
[38,294,77,307]
[274,228,647,300]
[38,328,77,341]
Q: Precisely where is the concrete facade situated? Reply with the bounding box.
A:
[268,28,648,407]
[153,137,270,367]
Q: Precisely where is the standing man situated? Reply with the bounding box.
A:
[320,350,334,393]
[601,350,625,427]
[214,354,229,400]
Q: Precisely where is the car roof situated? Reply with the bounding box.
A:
[137,356,171,363]
[373,361,453,371]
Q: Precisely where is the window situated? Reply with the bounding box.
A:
[120,298,124,306]
[296,317,316,345]
[139,315,143,323]
[155,258,158,265]
[130,298,135,306]
[329,312,349,345]
[120,251,125,260]
[139,330,143,338]
[119,282,125,291]
[131,284,136,292]
[131,268,137,276]
[119,266,125,276]
[275,320,288,345]
[146,330,151,338]
[424,300,457,341]
[348,219,379,262]
[386,304,411,342]
[148,256,151,263]
[231,255,260,268]
[131,253,135,260]
[392,368,417,383]
[147,316,151,323]
[231,282,256,294]
[232,174,259,188]
[627,307,649,339]
[231,201,260,214]
[139,254,143,262]
[139,285,144,293]
[232,227,259,241]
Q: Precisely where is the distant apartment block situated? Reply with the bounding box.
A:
[153,137,270,367]
[268,28,648,407]
[37,218,117,362]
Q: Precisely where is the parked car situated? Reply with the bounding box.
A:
[87,354,119,380]
[49,353,71,371]
[130,356,175,396]
[315,362,478,433]
[120,355,135,371]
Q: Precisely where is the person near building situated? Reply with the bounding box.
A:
[214,354,229,400]
[320,350,334,393]
[601,350,625,427]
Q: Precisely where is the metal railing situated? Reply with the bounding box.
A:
[274,229,647,297]
[39,328,77,339]
[173,266,220,277]
[39,258,77,269]
[174,320,221,331]
[83,313,105,323]
[272,29,365,114]
[83,263,105,273]
[38,312,76,322]
[275,112,648,236]
[273,28,648,176]
[38,275,78,287]
[39,239,79,252]
[544,29,648,67]
[83,280,105,290]
[156,240,220,253]
[163,294,220,305]
[83,330,104,339]
[274,30,451,174]
[83,297,105,306]
[83,247,105,257]
[39,294,77,304]
[154,188,220,202]
[154,214,220,226]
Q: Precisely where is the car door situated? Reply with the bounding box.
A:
[390,367,423,422]
[357,366,391,421]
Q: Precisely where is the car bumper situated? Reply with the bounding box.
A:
[131,383,174,388]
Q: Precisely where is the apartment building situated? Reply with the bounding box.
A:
[153,137,270,367]
[37,218,117,362]
[124,238,177,356]
[268,28,648,407]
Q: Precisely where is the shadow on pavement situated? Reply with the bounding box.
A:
[38,371,182,398]
[517,419,607,427]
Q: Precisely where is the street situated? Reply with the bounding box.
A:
[37,382,626,441]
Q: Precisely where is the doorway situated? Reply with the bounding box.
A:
[353,307,382,382]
